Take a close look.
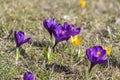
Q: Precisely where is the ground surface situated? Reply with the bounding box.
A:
[0,0,120,80]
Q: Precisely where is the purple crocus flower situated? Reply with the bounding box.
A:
[86,46,108,72]
[43,19,56,38]
[63,22,81,36]
[52,24,70,50]
[14,31,31,48]
[23,72,34,80]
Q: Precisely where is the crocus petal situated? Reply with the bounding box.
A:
[14,31,25,47]
[97,46,103,50]
[14,31,18,43]
[64,22,81,36]
[64,22,74,30]
[43,19,51,29]
[50,19,56,24]
[23,72,34,80]
[57,32,69,42]
[17,31,25,44]
[69,36,74,42]
[98,50,106,59]
[91,46,97,56]
[43,20,51,35]
[69,35,81,47]
[104,46,112,56]
[22,37,31,44]
[70,28,81,36]
[98,57,108,64]
[92,55,99,64]
[18,31,24,40]
[96,46,103,52]
[52,24,62,38]
[79,0,86,8]
[86,49,92,61]
[63,22,68,29]
[43,19,56,37]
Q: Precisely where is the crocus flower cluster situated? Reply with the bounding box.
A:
[86,46,110,72]
[23,72,34,80]
[12,18,112,76]
[43,19,81,50]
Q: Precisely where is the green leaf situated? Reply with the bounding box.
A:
[44,47,53,63]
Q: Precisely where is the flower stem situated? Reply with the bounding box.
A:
[89,63,95,73]
[52,42,57,51]
[15,48,19,64]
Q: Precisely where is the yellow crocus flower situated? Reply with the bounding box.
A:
[79,0,86,8]
[69,35,81,47]
[104,46,112,56]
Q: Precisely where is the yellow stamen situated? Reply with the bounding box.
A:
[79,0,86,8]
[69,35,81,47]
[104,46,112,56]
[96,52,101,57]
[62,31,65,34]
[72,27,74,30]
